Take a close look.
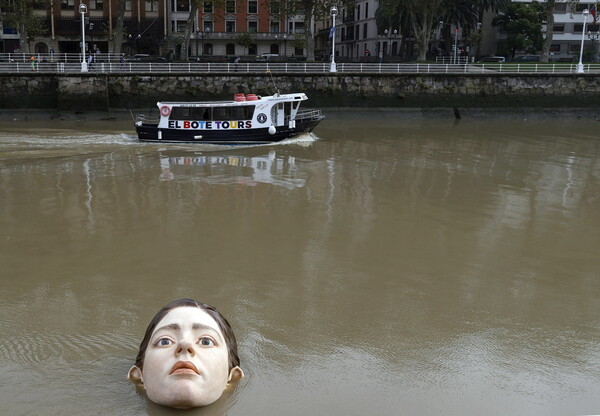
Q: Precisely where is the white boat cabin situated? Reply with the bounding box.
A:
[155,93,308,132]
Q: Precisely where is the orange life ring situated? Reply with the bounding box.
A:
[160,106,171,117]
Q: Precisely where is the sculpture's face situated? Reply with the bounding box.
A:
[133,307,233,409]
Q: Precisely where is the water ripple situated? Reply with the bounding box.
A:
[0,329,134,366]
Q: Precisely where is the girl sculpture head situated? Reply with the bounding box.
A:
[128,299,244,409]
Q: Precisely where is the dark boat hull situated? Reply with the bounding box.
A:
[136,118,322,144]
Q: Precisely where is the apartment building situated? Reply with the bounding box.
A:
[510,0,599,60]
[315,0,396,60]
[1,0,303,58]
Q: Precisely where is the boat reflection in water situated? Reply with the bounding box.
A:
[158,148,307,190]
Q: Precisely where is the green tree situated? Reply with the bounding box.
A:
[493,2,545,58]
[376,0,509,61]
[0,0,48,53]
[538,1,580,62]
[235,31,255,55]
[376,0,445,61]
[276,0,342,62]
[112,0,127,55]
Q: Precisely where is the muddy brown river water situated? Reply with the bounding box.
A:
[0,110,599,415]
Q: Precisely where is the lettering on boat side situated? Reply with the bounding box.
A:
[167,120,253,129]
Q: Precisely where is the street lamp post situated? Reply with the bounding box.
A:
[330,5,337,73]
[384,28,398,57]
[200,27,211,56]
[453,27,459,64]
[283,34,287,57]
[577,9,590,74]
[79,3,88,73]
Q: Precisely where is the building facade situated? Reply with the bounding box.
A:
[315,0,400,61]
[0,0,305,58]
[509,0,600,60]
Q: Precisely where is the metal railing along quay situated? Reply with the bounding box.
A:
[1,55,599,75]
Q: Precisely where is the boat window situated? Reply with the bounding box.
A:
[191,107,211,120]
[213,106,255,120]
[170,107,192,120]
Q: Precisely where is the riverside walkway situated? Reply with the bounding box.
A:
[1,53,599,75]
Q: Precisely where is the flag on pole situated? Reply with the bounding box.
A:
[591,3,597,23]
[329,27,336,39]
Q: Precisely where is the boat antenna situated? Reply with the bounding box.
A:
[265,69,280,95]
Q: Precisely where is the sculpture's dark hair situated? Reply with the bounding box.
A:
[133,299,240,371]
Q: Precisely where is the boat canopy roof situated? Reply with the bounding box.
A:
[157,92,308,108]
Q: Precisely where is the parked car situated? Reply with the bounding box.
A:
[256,53,279,62]
[479,56,506,63]
[125,54,167,62]
[513,55,540,62]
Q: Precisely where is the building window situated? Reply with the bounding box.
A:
[550,43,560,53]
[573,24,584,33]
[61,0,75,10]
[270,21,280,33]
[355,25,359,39]
[294,47,303,56]
[568,43,580,54]
[553,3,567,12]
[203,2,213,13]
[365,2,368,18]
[249,43,257,54]
[363,23,367,39]
[226,20,236,32]
[357,5,360,21]
[270,0,280,14]
[204,43,213,55]
[249,21,258,32]
[248,0,258,14]
[173,20,187,32]
[226,0,236,13]
[175,0,189,12]
[552,25,565,32]
[126,1,132,11]
[294,22,304,34]
[270,43,279,54]
[145,0,158,11]
[203,21,214,32]
[32,0,47,9]
[90,0,104,10]
[226,43,236,54]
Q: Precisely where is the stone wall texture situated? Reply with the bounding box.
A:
[1,73,599,110]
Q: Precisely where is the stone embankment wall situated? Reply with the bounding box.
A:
[1,73,599,110]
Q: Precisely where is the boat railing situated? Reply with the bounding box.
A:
[135,113,160,124]
[293,109,323,123]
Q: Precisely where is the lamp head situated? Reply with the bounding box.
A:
[583,8,589,16]
[330,5,338,16]
[79,3,87,13]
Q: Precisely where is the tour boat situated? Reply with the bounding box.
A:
[134,92,323,144]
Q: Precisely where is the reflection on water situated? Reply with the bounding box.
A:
[158,149,306,189]
[0,114,600,416]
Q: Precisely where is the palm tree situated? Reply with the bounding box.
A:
[439,0,479,56]
[376,0,445,61]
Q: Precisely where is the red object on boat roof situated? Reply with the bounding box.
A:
[246,94,258,101]
[234,93,246,102]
